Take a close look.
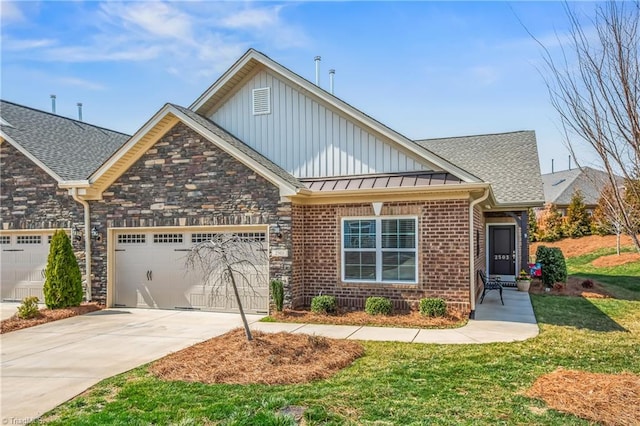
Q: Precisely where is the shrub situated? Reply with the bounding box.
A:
[17,296,40,319]
[365,297,393,316]
[43,230,83,309]
[535,246,568,288]
[419,298,447,317]
[581,279,595,288]
[310,295,337,314]
[270,279,284,312]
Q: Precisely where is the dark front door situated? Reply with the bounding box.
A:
[489,226,515,276]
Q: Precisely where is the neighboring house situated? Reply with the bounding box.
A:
[0,100,130,302]
[1,49,545,317]
[539,166,617,216]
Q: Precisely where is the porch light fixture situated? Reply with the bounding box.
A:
[90,226,102,242]
[72,225,83,242]
[273,222,283,239]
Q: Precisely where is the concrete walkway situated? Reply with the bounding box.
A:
[252,288,539,344]
[0,289,537,423]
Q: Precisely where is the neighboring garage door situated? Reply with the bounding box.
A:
[114,230,269,314]
[1,232,54,302]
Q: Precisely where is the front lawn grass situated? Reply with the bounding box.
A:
[565,246,640,300]
[36,250,640,425]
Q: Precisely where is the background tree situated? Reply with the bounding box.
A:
[186,233,267,341]
[538,203,564,242]
[536,1,640,251]
[44,229,83,309]
[564,190,592,238]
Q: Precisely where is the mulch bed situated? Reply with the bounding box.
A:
[268,308,465,329]
[592,252,640,268]
[150,328,365,385]
[526,368,640,426]
[528,277,613,299]
[0,303,102,334]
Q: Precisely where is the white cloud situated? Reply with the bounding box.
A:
[57,77,106,91]
[2,37,57,51]
[99,2,193,40]
[470,66,499,86]
[3,1,309,82]
[0,1,24,24]
[221,6,281,30]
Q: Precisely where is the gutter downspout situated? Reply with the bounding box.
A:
[469,188,490,319]
[71,188,92,302]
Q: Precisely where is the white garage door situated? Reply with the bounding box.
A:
[114,230,269,314]
[1,232,53,302]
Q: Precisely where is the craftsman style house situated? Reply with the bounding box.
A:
[1,49,544,317]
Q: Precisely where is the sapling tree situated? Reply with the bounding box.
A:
[185,233,268,341]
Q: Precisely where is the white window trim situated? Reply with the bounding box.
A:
[341,216,419,284]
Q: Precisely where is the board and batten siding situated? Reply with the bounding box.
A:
[210,69,431,178]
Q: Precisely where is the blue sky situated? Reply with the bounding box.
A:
[1,1,600,174]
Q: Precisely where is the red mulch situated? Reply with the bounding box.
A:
[527,369,640,426]
[530,234,636,258]
[269,308,465,329]
[149,328,365,385]
[0,303,102,334]
[592,252,640,268]
[528,277,613,299]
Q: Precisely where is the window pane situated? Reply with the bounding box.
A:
[381,219,416,249]
[382,252,416,281]
[345,251,376,280]
[344,220,376,249]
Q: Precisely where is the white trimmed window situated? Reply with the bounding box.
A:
[342,217,418,283]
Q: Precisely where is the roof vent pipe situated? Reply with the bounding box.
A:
[77,102,83,122]
[50,94,56,114]
[314,56,321,86]
[568,155,572,171]
[329,69,335,94]
[551,158,554,174]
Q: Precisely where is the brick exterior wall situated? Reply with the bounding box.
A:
[88,122,292,303]
[473,205,486,302]
[292,199,473,315]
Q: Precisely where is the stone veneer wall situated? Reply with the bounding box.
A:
[0,142,86,271]
[88,122,292,304]
[294,199,472,314]
[0,142,83,231]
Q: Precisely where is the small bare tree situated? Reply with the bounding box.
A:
[186,233,268,341]
[535,1,640,251]
[593,183,625,254]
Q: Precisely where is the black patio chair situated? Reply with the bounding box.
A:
[478,270,504,305]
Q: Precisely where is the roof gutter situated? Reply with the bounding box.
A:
[70,188,92,302]
[469,188,490,319]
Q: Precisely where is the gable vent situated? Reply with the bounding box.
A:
[252,87,271,115]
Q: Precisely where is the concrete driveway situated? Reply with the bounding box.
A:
[0,308,262,423]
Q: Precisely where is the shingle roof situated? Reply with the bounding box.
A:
[415,131,544,206]
[170,104,305,190]
[541,167,616,206]
[0,100,130,181]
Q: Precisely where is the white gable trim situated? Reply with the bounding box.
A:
[190,49,481,183]
[0,132,64,183]
[90,104,300,197]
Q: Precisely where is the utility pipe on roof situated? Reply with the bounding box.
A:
[314,56,321,86]
[469,188,490,318]
[71,188,92,302]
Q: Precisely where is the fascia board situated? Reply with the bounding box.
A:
[189,50,481,184]
[90,104,174,183]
